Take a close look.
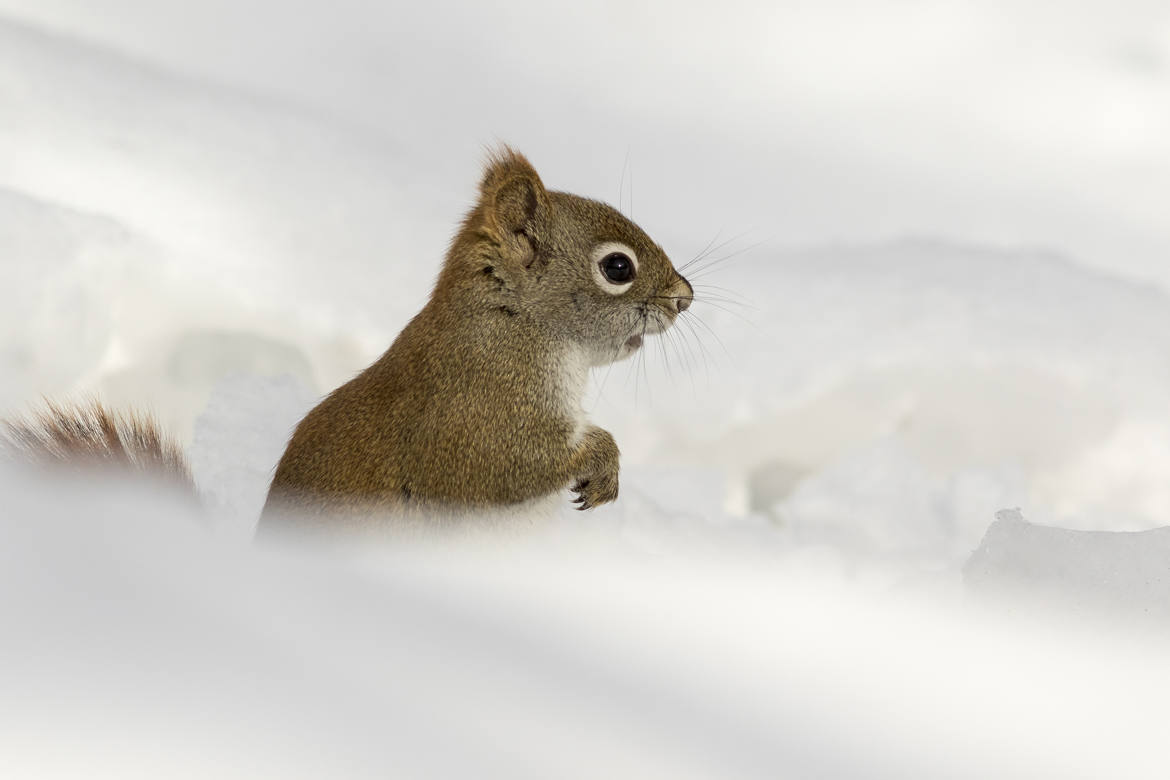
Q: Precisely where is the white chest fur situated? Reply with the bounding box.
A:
[551,344,590,447]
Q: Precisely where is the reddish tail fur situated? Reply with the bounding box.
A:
[2,400,196,494]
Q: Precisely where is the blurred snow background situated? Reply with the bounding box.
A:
[2,1,1170,777]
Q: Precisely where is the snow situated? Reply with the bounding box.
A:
[966,508,1170,621]
[188,374,317,541]
[2,1,1170,777]
[3,469,1170,780]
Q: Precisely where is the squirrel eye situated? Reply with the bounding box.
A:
[599,253,635,284]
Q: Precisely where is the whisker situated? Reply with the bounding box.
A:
[687,241,762,280]
[691,283,755,307]
[638,315,651,405]
[662,322,685,376]
[686,312,733,359]
[653,311,674,384]
[678,230,752,274]
[693,298,757,326]
[677,315,714,385]
[627,306,652,406]
[650,292,750,310]
[656,327,674,386]
[618,149,630,218]
[694,295,753,310]
[669,318,702,392]
[681,229,724,274]
[629,159,634,220]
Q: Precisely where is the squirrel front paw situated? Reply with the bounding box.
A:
[571,474,618,510]
[569,426,620,510]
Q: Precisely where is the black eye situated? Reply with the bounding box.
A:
[600,252,635,284]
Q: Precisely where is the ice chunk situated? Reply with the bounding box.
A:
[964,508,1170,620]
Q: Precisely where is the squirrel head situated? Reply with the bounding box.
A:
[440,146,694,365]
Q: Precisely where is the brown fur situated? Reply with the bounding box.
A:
[261,147,693,528]
[2,399,195,493]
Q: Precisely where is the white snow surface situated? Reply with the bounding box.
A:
[3,2,1170,777]
[4,468,1170,780]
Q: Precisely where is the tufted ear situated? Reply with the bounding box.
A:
[479,146,550,240]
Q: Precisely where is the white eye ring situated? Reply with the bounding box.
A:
[590,242,638,295]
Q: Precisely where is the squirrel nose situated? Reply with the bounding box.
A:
[674,273,694,313]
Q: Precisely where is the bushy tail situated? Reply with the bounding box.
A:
[2,400,196,495]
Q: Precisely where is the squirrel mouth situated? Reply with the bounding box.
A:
[625,334,644,350]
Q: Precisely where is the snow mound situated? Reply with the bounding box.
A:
[3,471,1169,780]
[188,373,318,540]
[965,508,1170,621]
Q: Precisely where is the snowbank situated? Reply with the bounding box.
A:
[2,471,1168,780]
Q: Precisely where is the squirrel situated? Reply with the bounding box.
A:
[3,147,694,530]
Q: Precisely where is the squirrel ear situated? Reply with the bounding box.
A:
[480,146,550,238]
